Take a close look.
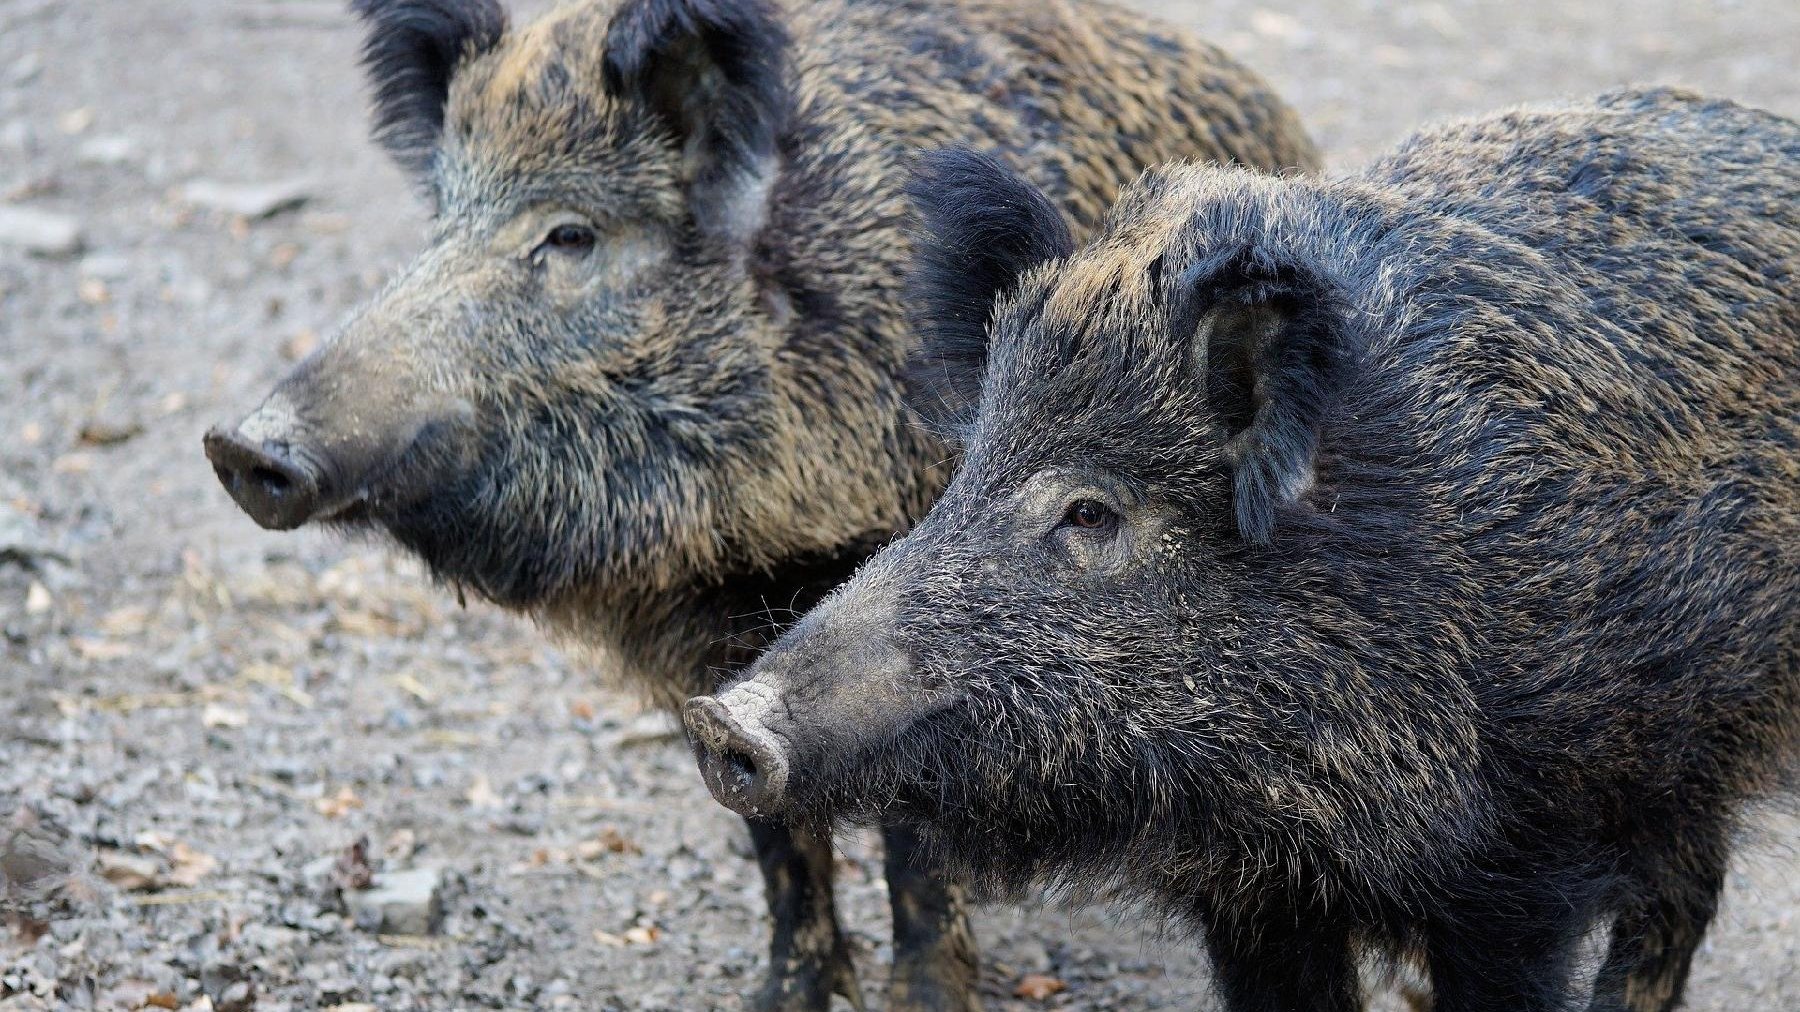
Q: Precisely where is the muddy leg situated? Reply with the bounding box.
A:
[1587,841,1727,1012]
[747,819,864,1012]
[883,824,981,1011]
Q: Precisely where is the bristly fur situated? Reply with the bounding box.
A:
[350,0,506,177]
[716,88,1800,1012]
[905,148,1076,440]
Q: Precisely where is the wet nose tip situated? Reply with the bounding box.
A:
[202,425,322,531]
[684,696,791,818]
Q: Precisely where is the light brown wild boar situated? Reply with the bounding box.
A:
[202,0,1318,1007]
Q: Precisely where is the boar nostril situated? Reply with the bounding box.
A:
[722,747,760,791]
[249,465,294,500]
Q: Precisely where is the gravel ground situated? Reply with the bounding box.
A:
[1,1,1796,1009]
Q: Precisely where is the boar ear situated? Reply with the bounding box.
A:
[1176,250,1353,545]
[351,0,508,177]
[904,148,1075,438]
[604,0,792,247]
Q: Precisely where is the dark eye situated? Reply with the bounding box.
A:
[1061,499,1117,532]
[542,223,596,254]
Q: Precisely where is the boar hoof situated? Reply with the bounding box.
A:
[754,942,865,1011]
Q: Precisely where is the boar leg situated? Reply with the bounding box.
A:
[1425,908,1584,1012]
[747,819,864,1011]
[883,824,981,1011]
[1586,839,1727,1012]
[1198,904,1359,1012]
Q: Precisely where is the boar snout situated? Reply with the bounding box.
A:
[685,687,793,819]
[203,398,333,531]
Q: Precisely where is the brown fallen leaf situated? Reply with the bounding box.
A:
[281,327,320,362]
[78,418,143,446]
[569,698,596,721]
[572,826,641,861]
[97,851,161,892]
[161,842,217,888]
[334,836,375,891]
[621,924,660,946]
[134,833,218,889]
[99,604,152,637]
[1014,973,1067,1001]
[69,637,132,661]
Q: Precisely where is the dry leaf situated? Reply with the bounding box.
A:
[394,673,433,703]
[464,775,502,810]
[569,698,596,721]
[201,703,248,729]
[597,826,640,855]
[314,786,363,819]
[76,278,110,306]
[621,924,660,946]
[333,836,374,891]
[239,662,313,707]
[97,851,161,892]
[24,582,51,615]
[142,991,180,1009]
[591,929,626,948]
[164,843,218,888]
[78,418,142,446]
[268,242,301,269]
[70,637,133,661]
[281,328,320,362]
[99,605,152,637]
[1014,974,1067,1001]
[384,828,417,861]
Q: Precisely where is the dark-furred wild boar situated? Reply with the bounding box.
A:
[199,0,1319,1008]
[687,88,1800,1012]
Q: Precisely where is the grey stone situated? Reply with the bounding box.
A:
[0,206,81,257]
[344,867,443,936]
[76,135,136,167]
[78,253,130,280]
[178,178,312,219]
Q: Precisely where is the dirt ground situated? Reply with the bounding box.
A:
[1,0,1797,1009]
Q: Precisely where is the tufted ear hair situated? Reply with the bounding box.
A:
[903,148,1075,439]
[350,0,508,178]
[603,0,792,247]
[1173,246,1354,545]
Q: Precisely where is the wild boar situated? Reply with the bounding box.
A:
[686,88,1800,1012]
[200,0,1318,1007]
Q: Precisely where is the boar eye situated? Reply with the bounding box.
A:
[540,223,596,254]
[1060,499,1117,532]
